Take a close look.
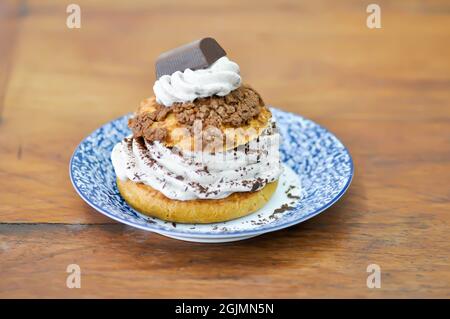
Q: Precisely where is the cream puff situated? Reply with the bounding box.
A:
[111,39,282,223]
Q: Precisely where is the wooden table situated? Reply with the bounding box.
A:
[1,0,449,298]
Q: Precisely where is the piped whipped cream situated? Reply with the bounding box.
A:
[111,120,282,201]
[153,57,241,107]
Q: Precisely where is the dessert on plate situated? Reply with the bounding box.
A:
[111,38,282,223]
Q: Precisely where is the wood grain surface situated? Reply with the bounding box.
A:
[0,0,449,298]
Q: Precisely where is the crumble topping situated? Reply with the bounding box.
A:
[128,85,265,143]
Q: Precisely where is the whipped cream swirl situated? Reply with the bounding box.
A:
[111,121,282,201]
[153,57,241,107]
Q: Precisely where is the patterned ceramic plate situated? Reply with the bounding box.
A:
[70,108,353,243]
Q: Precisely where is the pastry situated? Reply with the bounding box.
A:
[111,38,282,223]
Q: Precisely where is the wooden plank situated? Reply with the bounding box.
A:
[1,222,448,298]
[0,0,24,118]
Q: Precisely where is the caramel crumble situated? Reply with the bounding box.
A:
[128,85,265,143]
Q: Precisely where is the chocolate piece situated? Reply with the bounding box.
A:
[156,38,226,79]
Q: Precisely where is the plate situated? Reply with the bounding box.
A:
[69,108,353,242]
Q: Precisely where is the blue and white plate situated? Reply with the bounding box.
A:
[70,108,353,243]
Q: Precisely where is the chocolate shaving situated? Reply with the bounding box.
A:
[269,204,296,219]
[251,181,262,192]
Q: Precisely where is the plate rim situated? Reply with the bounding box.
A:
[69,108,354,239]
